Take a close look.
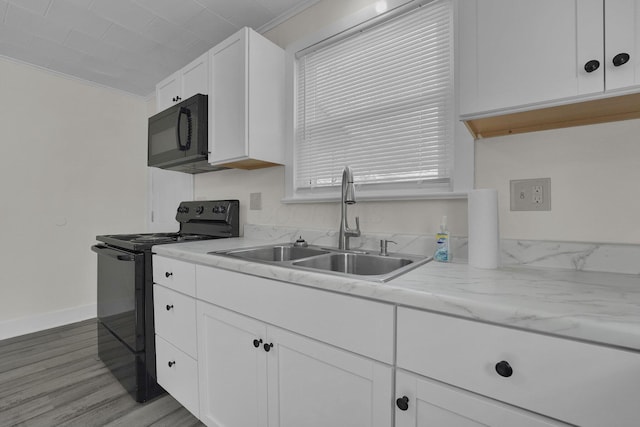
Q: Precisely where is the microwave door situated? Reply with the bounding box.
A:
[148,106,187,166]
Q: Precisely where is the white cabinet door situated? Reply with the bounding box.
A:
[156,71,180,111]
[156,52,208,113]
[266,327,393,427]
[210,29,247,163]
[395,370,566,427]
[459,0,603,115]
[197,301,268,427]
[208,27,285,168]
[181,52,209,99]
[605,0,640,91]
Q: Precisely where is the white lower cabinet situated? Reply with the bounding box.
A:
[397,307,640,427]
[395,370,564,427]
[197,301,267,427]
[153,256,639,427]
[153,279,200,418]
[197,301,393,427]
[266,327,392,427]
[156,335,200,417]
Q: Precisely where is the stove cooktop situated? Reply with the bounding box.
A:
[95,200,240,252]
[97,232,213,251]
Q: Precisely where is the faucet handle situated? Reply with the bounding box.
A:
[380,239,397,256]
[354,216,360,232]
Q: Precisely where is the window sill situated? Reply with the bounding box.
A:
[281,191,469,204]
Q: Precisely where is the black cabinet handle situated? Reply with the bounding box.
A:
[495,360,513,377]
[176,96,182,101]
[168,360,175,367]
[165,272,173,278]
[613,53,630,67]
[584,59,600,73]
[166,304,174,311]
[253,339,263,348]
[263,343,273,352]
[396,396,409,411]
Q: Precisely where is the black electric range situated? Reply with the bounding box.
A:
[92,200,239,402]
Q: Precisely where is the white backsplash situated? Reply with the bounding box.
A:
[244,224,640,275]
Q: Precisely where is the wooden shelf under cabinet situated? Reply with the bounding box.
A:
[464,92,640,139]
[217,159,282,170]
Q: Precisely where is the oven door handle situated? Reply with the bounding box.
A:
[91,245,136,261]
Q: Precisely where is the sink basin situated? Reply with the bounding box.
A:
[293,253,413,276]
[215,244,329,262]
[211,243,431,282]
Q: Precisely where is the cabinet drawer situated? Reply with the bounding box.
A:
[153,256,196,296]
[156,335,199,418]
[397,307,640,427]
[153,284,197,358]
[196,265,395,364]
[395,370,566,427]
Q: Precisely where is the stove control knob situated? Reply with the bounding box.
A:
[195,206,204,215]
[213,206,220,214]
[177,207,189,214]
[218,206,226,214]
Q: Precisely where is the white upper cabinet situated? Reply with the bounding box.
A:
[459,0,640,117]
[208,27,285,169]
[156,52,209,111]
[156,73,180,112]
[605,0,640,90]
[459,0,603,116]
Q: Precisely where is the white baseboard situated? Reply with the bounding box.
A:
[0,304,97,341]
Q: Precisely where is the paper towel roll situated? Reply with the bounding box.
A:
[468,189,500,269]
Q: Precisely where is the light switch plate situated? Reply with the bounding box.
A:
[510,178,551,211]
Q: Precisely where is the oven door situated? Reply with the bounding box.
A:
[92,244,145,352]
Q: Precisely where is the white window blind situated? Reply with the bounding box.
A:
[295,0,454,193]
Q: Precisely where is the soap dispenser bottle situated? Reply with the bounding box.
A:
[434,215,450,262]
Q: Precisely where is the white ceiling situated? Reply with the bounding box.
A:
[0,0,317,96]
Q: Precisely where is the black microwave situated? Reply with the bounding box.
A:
[148,94,225,174]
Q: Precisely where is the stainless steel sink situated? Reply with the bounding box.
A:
[210,243,431,282]
[220,245,329,262]
[293,253,412,276]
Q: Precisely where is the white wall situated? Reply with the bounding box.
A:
[476,119,640,244]
[194,0,640,245]
[195,167,468,235]
[0,57,148,332]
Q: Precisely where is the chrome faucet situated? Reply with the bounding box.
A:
[338,166,361,250]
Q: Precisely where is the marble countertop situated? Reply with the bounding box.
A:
[153,237,640,352]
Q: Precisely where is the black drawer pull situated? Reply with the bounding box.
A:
[396,396,409,411]
[166,304,174,311]
[165,272,173,278]
[584,59,600,73]
[168,360,175,367]
[495,360,513,378]
[613,52,630,67]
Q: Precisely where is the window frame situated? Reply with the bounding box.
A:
[282,0,473,203]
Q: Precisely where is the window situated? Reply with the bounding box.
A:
[290,0,464,201]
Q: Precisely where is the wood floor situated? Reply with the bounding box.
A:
[0,319,205,427]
